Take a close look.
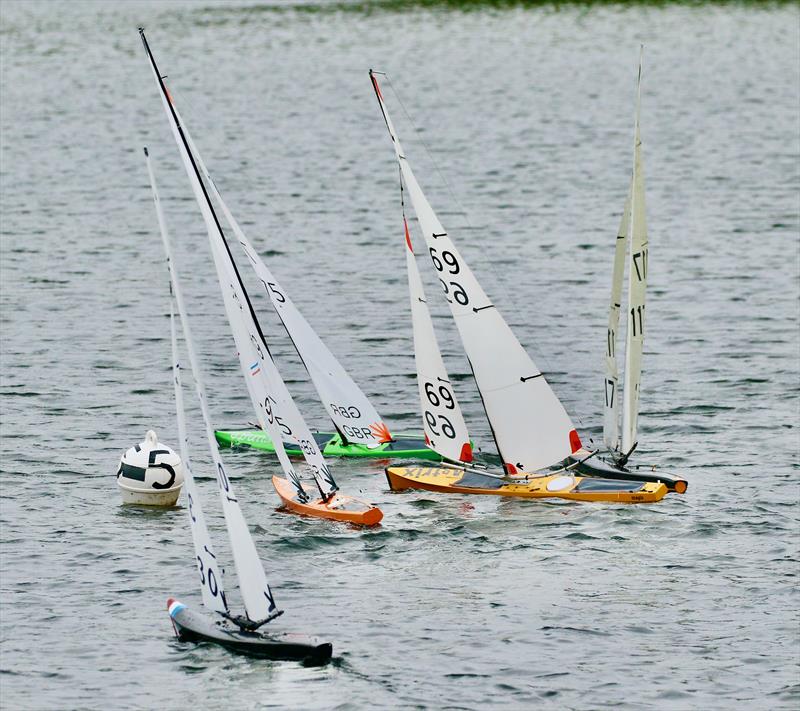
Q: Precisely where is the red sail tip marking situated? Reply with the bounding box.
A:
[372,75,384,100]
[460,443,473,463]
[369,422,393,444]
[569,429,582,453]
[504,462,518,475]
[424,433,430,445]
[404,219,414,252]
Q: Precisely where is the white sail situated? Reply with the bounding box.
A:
[141,34,337,500]
[603,180,632,453]
[371,72,581,474]
[144,144,279,623]
[172,107,392,446]
[621,50,648,455]
[170,304,228,615]
[206,229,338,498]
[404,219,472,463]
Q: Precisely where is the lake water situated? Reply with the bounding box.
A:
[1,1,798,708]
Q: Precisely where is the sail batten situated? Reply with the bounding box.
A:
[371,72,579,473]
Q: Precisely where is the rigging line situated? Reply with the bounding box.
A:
[383,73,592,443]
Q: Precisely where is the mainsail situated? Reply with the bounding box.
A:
[141,31,337,501]
[404,218,472,463]
[170,106,391,446]
[147,147,279,623]
[603,180,632,453]
[621,50,648,457]
[371,72,580,474]
[170,287,229,615]
[149,148,229,615]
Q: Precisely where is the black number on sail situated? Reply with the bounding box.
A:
[197,556,205,584]
[451,283,468,305]
[632,249,648,281]
[425,411,456,438]
[607,328,615,358]
[250,333,264,360]
[188,492,196,522]
[424,382,455,410]
[630,305,645,337]
[429,247,460,274]
[276,416,291,437]
[207,568,218,597]
[439,279,469,306]
[605,378,615,407]
[267,282,286,303]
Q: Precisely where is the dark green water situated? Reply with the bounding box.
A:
[1,0,798,708]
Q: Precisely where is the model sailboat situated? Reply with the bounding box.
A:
[570,50,687,493]
[138,31,436,464]
[140,51,383,525]
[148,149,331,663]
[371,68,681,503]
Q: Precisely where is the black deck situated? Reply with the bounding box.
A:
[569,455,687,492]
[169,604,332,666]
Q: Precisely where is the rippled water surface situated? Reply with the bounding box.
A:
[1,1,798,708]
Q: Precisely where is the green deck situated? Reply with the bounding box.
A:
[214,429,448,461]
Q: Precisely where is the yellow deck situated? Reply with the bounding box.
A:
[385,466,668,504]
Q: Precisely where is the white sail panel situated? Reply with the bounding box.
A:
[172,109,391,446]
[404,219,472,463]
[143,55,280,622]
[603,180,632,453]
[371,73,580,473]
[622,52,648,455]
[206,233,338,498]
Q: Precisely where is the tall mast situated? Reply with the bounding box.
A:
[621,47,648,459]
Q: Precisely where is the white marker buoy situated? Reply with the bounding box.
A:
[116,430,184,506]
